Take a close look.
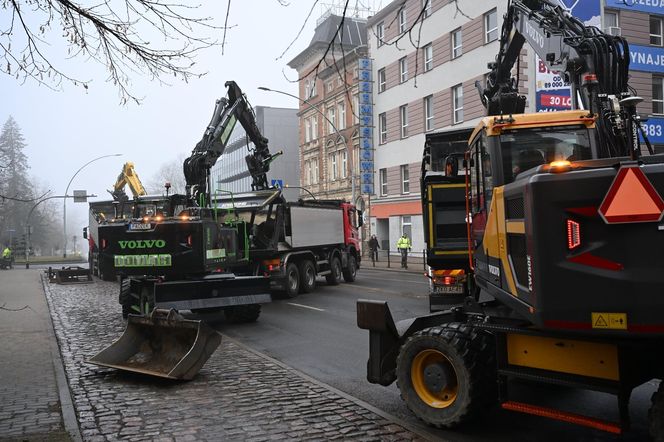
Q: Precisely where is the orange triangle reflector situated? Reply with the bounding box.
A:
[599,166,664,224]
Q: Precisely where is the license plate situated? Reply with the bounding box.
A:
[433,285,464,294]
[129,223,151,231]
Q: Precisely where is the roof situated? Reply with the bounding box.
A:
[288,15,367,69]
[470,110,598,141]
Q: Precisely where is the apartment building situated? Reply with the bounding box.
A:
[287,13,368,206]
[211,106,299,201]
[367,0,510,252]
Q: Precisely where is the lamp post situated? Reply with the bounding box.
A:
[257,86,357,203]
[63,154,122,258]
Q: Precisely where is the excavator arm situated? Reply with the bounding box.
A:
[109,162,147,201]
[183,81,281,206]
[477,0,644,159]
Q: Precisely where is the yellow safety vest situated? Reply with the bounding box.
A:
[396,237,411,249]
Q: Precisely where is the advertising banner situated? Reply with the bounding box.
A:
[358,58,374,194]
[535,0,601,112]
[628,44,664,73]
[640,116,664,144]
[605,0,664,15]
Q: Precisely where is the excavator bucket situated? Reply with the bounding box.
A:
[87,309,221,380]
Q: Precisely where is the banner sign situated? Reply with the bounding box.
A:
[535,0,601,112]
[628,44,664,73]
[358,58,374,194]
[640,116,664,144]
[605,0,664,14]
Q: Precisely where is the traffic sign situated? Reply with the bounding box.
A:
[598,166,664,223]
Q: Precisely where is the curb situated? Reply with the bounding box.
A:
[41,276,83,442]
[226,336,446,442]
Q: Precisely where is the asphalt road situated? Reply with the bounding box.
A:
[213,267,657,442]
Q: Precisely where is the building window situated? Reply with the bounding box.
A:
[485,9,498,43]
[399,57,408,83]
[378,68,386,93]
[422,0,431,18]
[654,77,664,114]
[305,160,312,185]
[305,118,311,143]
[453,84,463,124]
[341,150,348,178]
[327,81,334,93]
[651,17,663,46]
[379,112,387,144]
[400,105,409,138]
[338,102,346,130]
[401,165,410,194]
[312,115,318,140]
[423,44,433,72]
[314,159,319,184]
[399,8,407,33]
[401,215,412,238]
[377,22,384,47]
[327,108,336,134]
[380,168,388,196]
[330,152,338,181]
[604,11,619,29]
[452,28,462,58]
[424,95,434,132]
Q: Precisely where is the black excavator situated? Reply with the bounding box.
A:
[358,0,664,437]
[89,81,281,380]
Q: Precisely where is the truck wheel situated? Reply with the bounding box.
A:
[299,260,316,293]
[225,304,261,323]
[396,323,496,428]
[326,256,342,285]
[342,255,357,283]
[649,381,664,440]
[285,263,300,298]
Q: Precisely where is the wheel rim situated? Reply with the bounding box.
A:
[306,267,315,286]
[411,349,458,408]
[334,261,342,279]
[288,270,298,291]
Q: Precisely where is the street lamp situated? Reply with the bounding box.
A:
[257,86,358,203]
[63,154,122,258]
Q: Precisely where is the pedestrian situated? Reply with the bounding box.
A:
[396,233,411,269]
[368,235,380,263]
[2,245,12,269]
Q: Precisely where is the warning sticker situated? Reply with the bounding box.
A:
[591,312,627,330]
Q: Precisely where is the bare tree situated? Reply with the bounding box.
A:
[146,154,187,194]
[1,0,227,103]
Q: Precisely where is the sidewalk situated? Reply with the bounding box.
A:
[360,252,428,275]
[0,269,79,441]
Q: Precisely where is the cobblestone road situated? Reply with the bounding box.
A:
[44,277,425,441]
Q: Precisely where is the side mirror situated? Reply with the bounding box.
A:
[82,227,88,240]
[357,210,364,227]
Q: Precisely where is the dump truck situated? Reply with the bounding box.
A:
[212,190,362,298]
[358,0,664,438]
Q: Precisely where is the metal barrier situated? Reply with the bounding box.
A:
[47,266,93,284]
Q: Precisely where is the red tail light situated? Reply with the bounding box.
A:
[101,239,107,250]
[567,219,581,250]
[186,235,193,247]
[443,276,454,285]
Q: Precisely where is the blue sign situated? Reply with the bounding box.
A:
[629,44,664,73]
[271,179,283,188]
[640,117,664,144]
[605,0,664,15]
[358,58,374,194]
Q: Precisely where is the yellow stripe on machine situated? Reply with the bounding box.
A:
[507,334,619,381]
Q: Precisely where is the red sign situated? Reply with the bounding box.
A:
[598,166,664,224]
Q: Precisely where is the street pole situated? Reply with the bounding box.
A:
[257,86,357,203]
[63,154,121,258]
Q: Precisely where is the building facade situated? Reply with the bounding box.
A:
[366,0,660,253]
[367,0,511,253]
[211,106,299,201]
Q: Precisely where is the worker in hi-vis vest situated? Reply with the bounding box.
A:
[396,233,411,269]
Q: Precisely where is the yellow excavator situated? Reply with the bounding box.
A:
[109,162,147,201]
[358,0,664,437]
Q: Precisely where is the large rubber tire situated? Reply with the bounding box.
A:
[342,255,357,283]
[396,323,496,428]
[285,262,300,298]
[649,381,664,441]
[225,304,261,323]
[325,256,342,286]
[299,260,316,293]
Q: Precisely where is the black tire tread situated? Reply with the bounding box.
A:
[650,381,664,441]
[396,322,496,429]
[225,304,261,323]
[325,256,341,285]
[342,255,357,283]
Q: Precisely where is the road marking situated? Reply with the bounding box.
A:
[287,302,325,312]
